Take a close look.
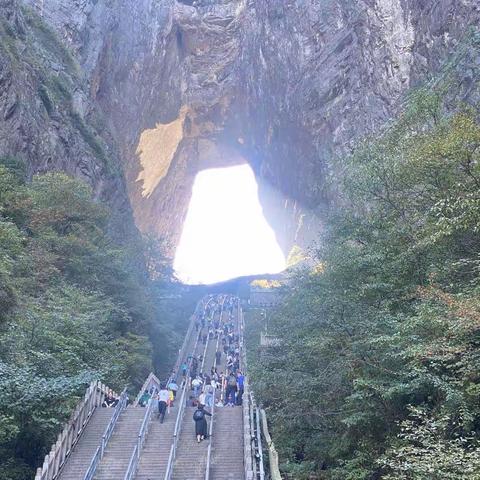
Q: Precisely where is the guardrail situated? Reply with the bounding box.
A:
[204,295,226,480]
[204,397,215,480]
[163,297,214,480]
[83,388,128,480]
[164,336,200,480]
[260,409,282,480]
[127,306,203,477]
[239,302,265,480]
[174,311,197,380]
[123,395,156,480]
[133,372,162,406]
[245,391,266,480]
[35,381,117,480]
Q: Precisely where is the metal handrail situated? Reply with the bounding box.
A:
[164,297,214,480]
[35,381,116,480]
[83,389,128,480]
[174,311,197,379]
[126,306,205,477]
[204,399,215,480]
[204,295,227,480]
[133,372,161,406]
[256,406,265,480]
[123,396,156,480]
[134,309,197,407]
[124,444,138,480]
[239,301,261,480]
[83,446,101,480]
[163,343,199,480]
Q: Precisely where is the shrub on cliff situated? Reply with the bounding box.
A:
[0,162,152,479]
[252,93,480,478]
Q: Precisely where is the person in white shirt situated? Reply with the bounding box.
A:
[204,383,214,407]
[158,386,170,423]
[192,376,203,398]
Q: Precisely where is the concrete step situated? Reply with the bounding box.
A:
[135,324,213,480]
[57,408,114,480]
[171,407,211,480]
[210,407,244,480]
[134,404,177,480]
[93,407,146,480]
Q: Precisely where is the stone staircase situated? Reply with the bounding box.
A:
[48,297,248,480]
[57,408,114,480]
[171,407,211,480]
[210,407,244,480]
[134,404,177,480]
[93,407,145,480]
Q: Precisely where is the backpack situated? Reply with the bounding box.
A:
[193,409,204,421]
[228,375,237,387]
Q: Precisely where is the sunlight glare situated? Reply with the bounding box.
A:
[174,164,286,284]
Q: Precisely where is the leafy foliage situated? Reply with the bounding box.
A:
[249,91,480,478]
[0,164,155,478]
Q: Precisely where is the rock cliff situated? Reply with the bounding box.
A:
[0,0,135,241]
[6,0,480,257]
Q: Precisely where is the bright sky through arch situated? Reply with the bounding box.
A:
[173,164,286,284]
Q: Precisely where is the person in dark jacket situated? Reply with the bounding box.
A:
[193,405,211,443]
[102,392,118,408]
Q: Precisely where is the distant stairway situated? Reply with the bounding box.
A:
[36,296,249,480]
[93,408,145,480]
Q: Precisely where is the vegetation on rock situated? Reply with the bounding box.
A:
[248,89,480,478]
[0,160,191,479]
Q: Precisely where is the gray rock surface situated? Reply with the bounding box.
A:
[0,0,136,241]
[10,0,480,256]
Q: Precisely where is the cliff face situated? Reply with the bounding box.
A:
[10,0,480,256]
[0,0,135,241]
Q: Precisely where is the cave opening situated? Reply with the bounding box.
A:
[173,164,286,285]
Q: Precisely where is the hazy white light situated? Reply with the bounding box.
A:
[174,164,286,284]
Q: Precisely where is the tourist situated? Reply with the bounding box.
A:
[138,389,151,407]
[225,373,237,406]
[193,405,211,443]
[204,382,214,408]
[158,385,170,423]
[102,392,118,408]
[236,371,245,405]
[192,376,203,398]
[167,389,174,412]
[181,361,188,384]
[168,379,179,399]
